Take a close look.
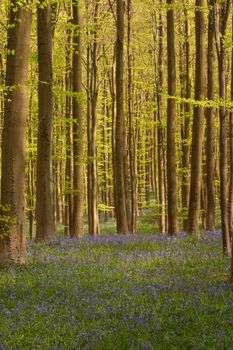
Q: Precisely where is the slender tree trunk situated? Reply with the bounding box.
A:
[109,58,118,222]
[115,0,129,234]
[102,86,109,221]
[123,22,131,231]
[206,0,216,231]
[187,0,206,238]
[72,0,84,238]
[230,14,233,278]
[230,13,233,276]
[145,120,150,206]
[89,62,99,236]
[156,2,166,234]
[219,56,231,254]
[123,123,131,231]
[229,11,233,241]
[35,0,56,243]
[29,162,35,240]
[181,1,191,231]
[214,0,231,255]
[0,0,31,264]
[56,160,62,224]
[0,54,4,133]
[167,0,179,235]
[127,0,137,234]
[28,92,35,240]
[87,43,92,232]
[145,129,151,207]
[106,102,114,219]
[64,15,73,236]
[201,182,207,229]
[86,1,100,236]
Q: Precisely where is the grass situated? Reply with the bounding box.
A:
[0,231,232,349]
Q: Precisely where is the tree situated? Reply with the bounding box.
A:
[230,10,233,282]
[35,0,56,243]
[115,0,129,234]
[186,0,206,238]
[206,0,216,231]
[72,0,84,237]
[180,0,191,231]
[0,0,31,263]
[127,0,137,234]
[167,0,179,235]
[86,0,100,236]
[230,8,233,241]
[64,5,73,236]
[154,0,166,234]
[214,0,231,255]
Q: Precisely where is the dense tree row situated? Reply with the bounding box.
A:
[1,0,233,278]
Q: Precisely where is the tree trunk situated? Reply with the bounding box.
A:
[206,0,216,231]
[214,0,231,255]
[0,54,4,135]
[167,0,179,235]
[86,1,100,236]
[27,92,35,240]
[230,13,233,275]
[115,0,129,234]
[87,43,92,232]
[229,11,233,241]
[187,0,206,239]
[127,0,137,234]
[156,2,166,234]
[0,0,31,264]
[181,1,191,231]
[35,0,56,243]
[64,13,73,236]
[72,0,84,238]
[109,58,118,221]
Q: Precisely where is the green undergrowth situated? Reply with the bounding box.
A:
[55,216,158,238]
[0,232,232,349]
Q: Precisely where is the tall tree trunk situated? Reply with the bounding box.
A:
[0,0,31,264]
[181,1,191,231]
[187,0,206,238]
[156,1,166,234]
[0,54,4,131]
[229,11,233,241]
[145,129,151,207]
[35,0,56,243]
[214,0,231,255]
[101,84,109,222]
[87,2,100,236]
[167,0,179,235]
[86,43,92,232]
[206,0,216,231]
[127,0,137,234]
[72,0,84,238]
[28,92,35,240]
[109,57,118,221]
[123,121,131,231]
[115,0,129,234]
[230,12,233,278]
[64,13,73,236]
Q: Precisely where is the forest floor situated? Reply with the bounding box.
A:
[0,231,232,349]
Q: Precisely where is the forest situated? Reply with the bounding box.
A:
[1,0,233,348]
